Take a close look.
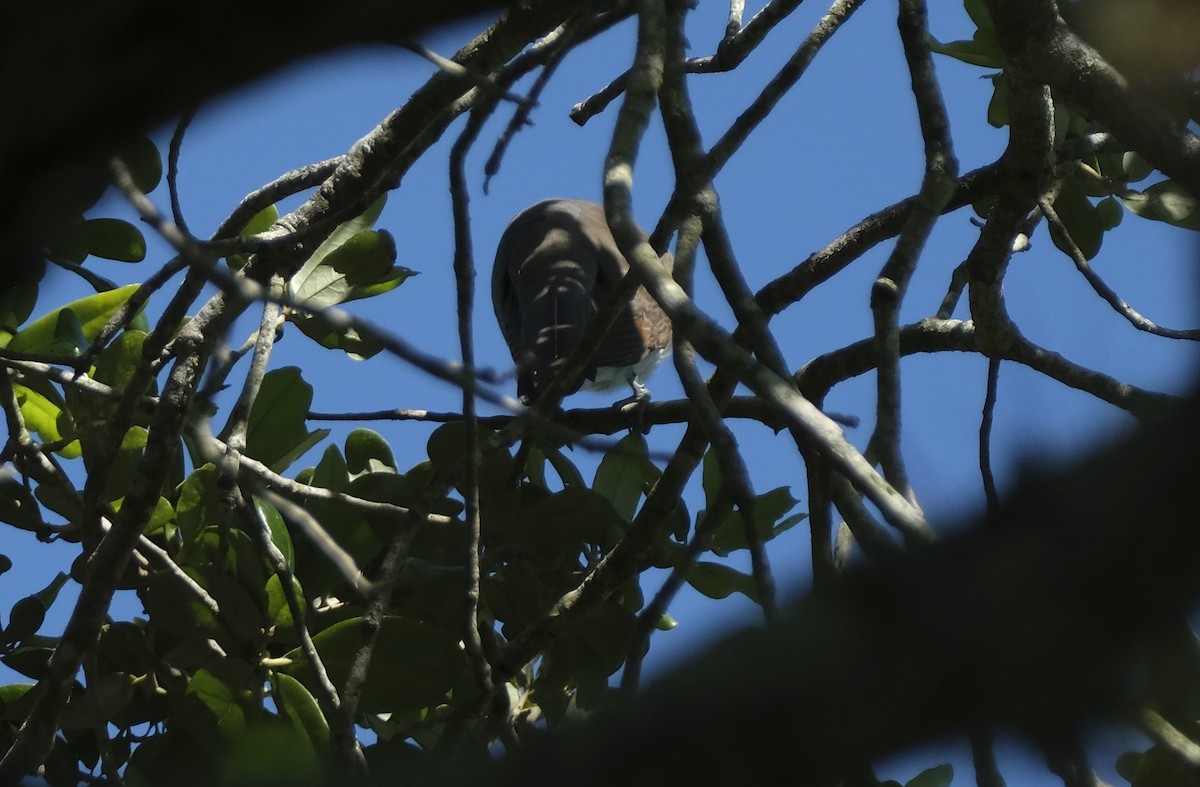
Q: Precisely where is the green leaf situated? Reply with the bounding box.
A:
[593,432,658,521]
[1122,151,1155,183]
[288,195,387,305]
[117,136,163,194]
[53,218,147,263]
[254,496,293,569]
[3,597,46,646]
[61,672,135,729]
[709,487,804,556]
[0,280,39,346]
[507,487,624,566]
[906,764,953,787]
[175,465,222,549]
[288,310,385,360]
[241,204,279,237]
[346,428,397,476]
[8,284,140,355]
[964,0,993,31]
[227,203,280,270]
[1051,179,1104,260]
[33,571,69,609]
[1096,196,1124,230]
[541,443,586,489]
[0,683,36,722]
[281,616,467,714]
[928,35,1002,68]
[344,264,419,303]
[290,229,398,308]
[986,73,1009,128]
[265,573,304,630]
[239,367,329,473]
[1122,180,1200,231]
[13,384,76,454]
[271,672,331,758]
[0,473,45,532]
[180,662,254,754]
[311,444,350,492]
[686,561,759,602]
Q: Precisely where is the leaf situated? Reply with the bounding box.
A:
[288,195,387,304]
[310,444,350,493]
[686,561,759,602]
[928,35,1001,68]
[1096,196,1124,230]
[265,573,304,630]
[344,264,419,303]
[0,280,39,346]
[7,284,140,355]
[117,136,163,194]
[906,764,953,787]
[346,428,397,476]
[281,616,467,714]
[1051,179,1104,260]
[227,203,280,270]
[240,204,280,237]
[52,218,147,263]
[964,0,993,31]
[254,496,293,569]
[1122,180,1200,231]
[271,672,331,758]
[986,73,1009,128]
[180,662,254,754]
[507,487,624,566]
[593,432,658,521]
[0,472,45,532]
[239,367,329,473]
[3,597,46,646]
[175,465,222,549]
[1122,151,1155,184]
[288,310,384,360]
[290,229,398,308]
[709,487,804,556]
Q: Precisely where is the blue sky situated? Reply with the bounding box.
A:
[6,2,1197,783]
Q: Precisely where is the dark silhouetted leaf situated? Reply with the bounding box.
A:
[281,616,466,714]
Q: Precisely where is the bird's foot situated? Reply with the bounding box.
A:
[612,390,652,434]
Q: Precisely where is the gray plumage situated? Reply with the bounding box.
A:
[492,199,672,405]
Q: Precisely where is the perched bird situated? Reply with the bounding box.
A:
[492,199,672,406]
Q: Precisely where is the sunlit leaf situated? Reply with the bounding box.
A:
[8,284,140,355]
[290,229,397,308]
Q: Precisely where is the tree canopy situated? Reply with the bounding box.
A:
[0,1,1199,785]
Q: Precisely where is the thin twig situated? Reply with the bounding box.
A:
[402,41,528,104]
[450,89,497,701]
[621,491,733,694]
[168,111,195,233]
[1040,197,1200,340]
[868,0,958,509]
[980,357,1001,523]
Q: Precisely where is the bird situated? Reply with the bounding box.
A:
[492,199,673,407]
